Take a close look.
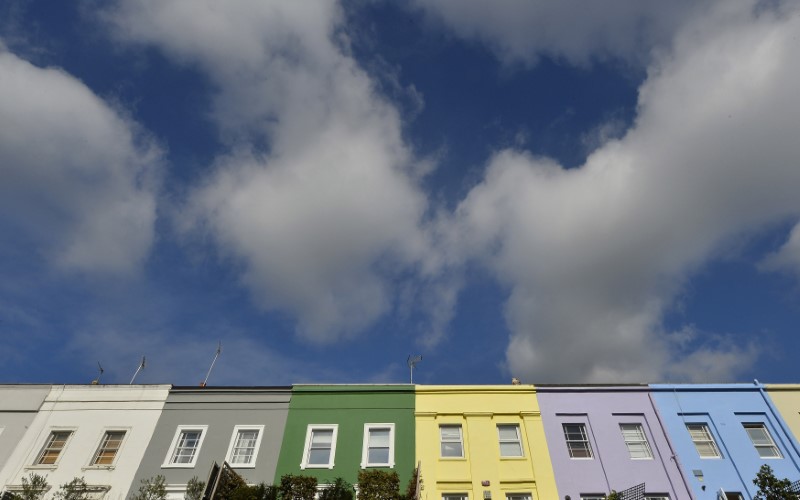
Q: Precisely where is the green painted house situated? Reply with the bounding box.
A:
[274,384,416,489]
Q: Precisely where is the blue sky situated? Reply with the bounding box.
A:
[2,0,800,386]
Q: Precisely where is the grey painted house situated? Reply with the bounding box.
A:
[0,385,50,474]
[128,386,291,499]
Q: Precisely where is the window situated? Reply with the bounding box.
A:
[225,425,264,467]
[442,494,467,500]
[35,431,72,465]
[361,424,395,468]
[506,494,531,500]
[644,496,669,500]
[301,425,338,469]
[163,425,208,467]
[724,493,744,500]
[580,495,605,500]
[440,425,464,458]
[91,430,126,466]
[686,423,721,458]
[563,423,593,458]
[497,424,523,457]
[620,423,653,459]
[743,423,782,459]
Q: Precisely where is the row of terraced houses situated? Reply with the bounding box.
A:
[3,383,800,500]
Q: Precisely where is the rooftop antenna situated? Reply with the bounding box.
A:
[129,356,146,384]
[91,362,104,385]
[407,355,422,384]
[201,342,222,387]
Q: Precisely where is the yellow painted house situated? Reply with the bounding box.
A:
[765,384,800,444]
[415,385,558,500]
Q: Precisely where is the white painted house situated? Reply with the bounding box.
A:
[0,385,170,500]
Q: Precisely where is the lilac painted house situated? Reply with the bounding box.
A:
[537,385,693,500]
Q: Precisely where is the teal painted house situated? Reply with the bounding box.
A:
[274,385,415,488]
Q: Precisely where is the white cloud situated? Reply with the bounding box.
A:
[0,47,161,275]
[412,0,707,67]
[760,222,800,276]
[103,1,437,342]
[451,2,800,382]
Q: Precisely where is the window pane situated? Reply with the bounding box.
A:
[308,448,331,465]
[368,447,390,464]
[441,441,463,457]
[498,426,518,440]
[500,442,523,457]
[311,429,333,446]
[37,431,72,465]
[93,431,125,465]
[441,427,461,439]
[370,429,390,447]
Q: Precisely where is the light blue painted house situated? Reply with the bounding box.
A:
[650,383,800,500]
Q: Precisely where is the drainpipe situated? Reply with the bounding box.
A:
[647,391,695,500]
[754,379,800,471]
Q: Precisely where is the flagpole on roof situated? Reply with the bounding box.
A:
[201,342,222,387]
[129,356,146,384]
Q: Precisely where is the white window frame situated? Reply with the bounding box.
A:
[225,425,265,468]
[361,423,395,468]
[506,493,531,500]
[497,424,524,458]
[563,423,593,459]
[32,429,75,467]
[620,423,653,460]
[743,423,782,459]
[686,423,721,459]
[301,424,338,469]
[580,495,606,500]
[440,425,465,458]
[442,494,468,500]
[644,496,669,500]
[88,428,129,468]
[162,425,208,468]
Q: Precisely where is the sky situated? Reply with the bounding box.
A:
[2,0,800,386]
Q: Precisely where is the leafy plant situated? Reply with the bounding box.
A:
[54,478,90,500]
[186,477,206,500]
[18,473,49,500]
[230,483,279,500]
[129,475,167,500]
[753,464,799,500]
[279,475,318,500]
[606,492,622,500]
[319,478,354,500]
[357,470,400,500]
[403,468,420,500]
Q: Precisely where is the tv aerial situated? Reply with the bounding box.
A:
[91,362,104,385]
[407,355,422,384]
[201,342,222,387]
[129,356,146,384]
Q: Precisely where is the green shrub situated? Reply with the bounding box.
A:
[278,475,318,500]
[357,470,400,500]
[319,478,353,500]
[54,478,90,500]
[129,475,167,500]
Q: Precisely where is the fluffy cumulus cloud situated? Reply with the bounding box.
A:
[412,0,707,67]
[0,47,160,274]
[103,1,435,342]
[451,2,800,382]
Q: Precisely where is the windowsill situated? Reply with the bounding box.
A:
[439,457,467,461]
[25,465,57,470]
[161,463,198,469]
[228,463,257,469]
[82,465,116,471]
[630,457,654,461]
[362,464,395,468]
[498,456,526,461]
[568,457,594,460]
[301,464,335,469]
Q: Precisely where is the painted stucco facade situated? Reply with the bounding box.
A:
[129,386,291,499]
[650,384,800,500]
[0,386,50,474]
[274,385,415,488]
[0,385,170,500]
[536,385,693,500]
[414,385,558,500]
[764,384,800,458]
